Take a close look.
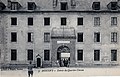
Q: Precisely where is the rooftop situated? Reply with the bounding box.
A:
[0,0,120,13]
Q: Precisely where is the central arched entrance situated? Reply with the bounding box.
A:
[57,45,70,67]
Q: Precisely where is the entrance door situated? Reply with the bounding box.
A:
[57,46,70,67]
[37,58,41,67]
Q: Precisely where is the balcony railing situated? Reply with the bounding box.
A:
[51,27,76,39]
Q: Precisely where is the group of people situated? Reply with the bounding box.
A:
[59,58,70,67]
[28,59,70,77]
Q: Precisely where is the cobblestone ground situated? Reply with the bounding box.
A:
[1,67,120,77]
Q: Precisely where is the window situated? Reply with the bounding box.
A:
[77,50,83,60]
[28,32,34,42]
[44,50,50,61]
[94,17,100,26]
[0,2,6,10]
[27,49,33,60]
[94,32,100,42]
[92,2,100,10]
[71,0,76,6]
[77,18,83,25]
[11,17,17,25]
[44,33,50,42]
[44,17,50,25]
[111,2,117,10]
[111,50,117,61]
[28,2,36,10]
[53,0,57,7]
[61,17,66,25]
[11,32,17,42]
[0,5,4,11]
[111,17,117,26]
[111,32,117,43]
[28,17,33,25]
[10,2,21,10]
[77,33,83,42]
[11,49,17,61]
[107,2,117,10]
[61,2,68,10]
[94,50,100,61]
[11,2,18,10]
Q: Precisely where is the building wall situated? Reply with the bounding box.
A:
[0,0,120,67]
[0,12,119,66]
[0,14,7,65]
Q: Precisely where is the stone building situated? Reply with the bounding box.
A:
[0,0,120,68]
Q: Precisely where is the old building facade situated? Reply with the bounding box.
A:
[0,0,120,68]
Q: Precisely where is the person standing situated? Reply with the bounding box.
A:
[28,61,33,77]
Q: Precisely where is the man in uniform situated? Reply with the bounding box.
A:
[28,61,33,77]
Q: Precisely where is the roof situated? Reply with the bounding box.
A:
[0,0,120,12]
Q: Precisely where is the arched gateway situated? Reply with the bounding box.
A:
[57,45,70,67]
[51,27,76,67]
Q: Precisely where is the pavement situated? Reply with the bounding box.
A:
[1,67,120,77]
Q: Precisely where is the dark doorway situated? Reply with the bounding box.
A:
[37,58,41,67]
[57,45,70,67]
[57,52,61,60]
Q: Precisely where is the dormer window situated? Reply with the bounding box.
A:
[0,2,6,10]
[107,2,117,10]
[10,2,21,10]
[11,2,17,10]
[92,2,100,10]
[111,2,117,10]
[28,2,36,10]
[71,0,76,6]
[53,0,58,8]
[61,2,68,10]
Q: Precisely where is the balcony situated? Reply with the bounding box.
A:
[51,27,76,39]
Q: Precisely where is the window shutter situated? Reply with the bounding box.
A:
[31,32,34,42]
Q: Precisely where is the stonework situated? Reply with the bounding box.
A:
[0,0,120,68]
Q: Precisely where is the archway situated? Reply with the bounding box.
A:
[57,45,70,67]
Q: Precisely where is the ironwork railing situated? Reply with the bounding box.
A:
[51,27,76,39]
